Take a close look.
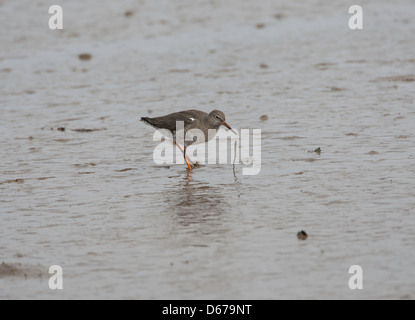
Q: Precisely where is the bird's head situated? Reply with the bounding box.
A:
[209,110,236,134]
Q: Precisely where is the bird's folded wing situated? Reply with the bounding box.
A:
[142,112,195,132]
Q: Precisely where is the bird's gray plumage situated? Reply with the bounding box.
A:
[141,109,229,146]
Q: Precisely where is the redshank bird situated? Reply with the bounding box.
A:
[141,110,235,171]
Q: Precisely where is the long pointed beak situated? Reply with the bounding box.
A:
[222,121,237,135]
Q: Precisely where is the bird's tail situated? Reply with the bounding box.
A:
[141,117,158,129]
[141,116,150,123]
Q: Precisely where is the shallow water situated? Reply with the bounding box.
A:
[1,0,415,299]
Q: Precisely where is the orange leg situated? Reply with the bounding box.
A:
[183,146,192,171]
[174,142,192,171]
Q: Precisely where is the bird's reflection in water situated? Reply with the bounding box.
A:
[164,173,230,238]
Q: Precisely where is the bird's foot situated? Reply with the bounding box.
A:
[185,155,198,165]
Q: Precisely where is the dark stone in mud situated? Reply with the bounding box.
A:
[0,262,21,277]
[71,128,105,132]
[116,168,134,172]
[78,53,92,61]
[1,179,24,185]
[0,262,44,279]
[297,230,308,240]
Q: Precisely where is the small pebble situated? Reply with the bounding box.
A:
[297,230,308,240]
[78,53,92,61]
